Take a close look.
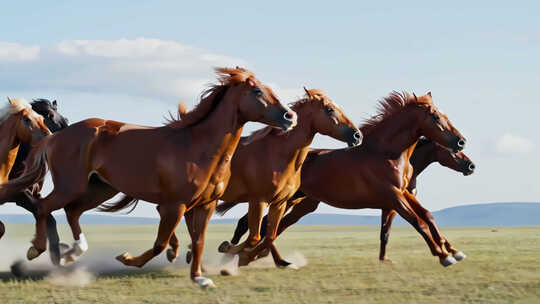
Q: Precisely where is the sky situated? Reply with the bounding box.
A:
[1,1,539,218]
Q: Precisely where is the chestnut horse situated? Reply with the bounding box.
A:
[226,137,475,266]
[2,99,69,265]
[179,88,361,266]
[217,91,468,267]
[0,98,51,235]
[0,67,297,287]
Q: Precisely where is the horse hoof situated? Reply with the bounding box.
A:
[218,241,231,253]
[166,249,177,263]
[186,250,192,264]
[59,254,77,267]
[58,243,71,255]
[116,252,132,264]
[379,258,393,264]
[286,263,299,270]
[441,256,457,267]
[454,251,467,261]
[27,246,41,261]
[193,276,215,288]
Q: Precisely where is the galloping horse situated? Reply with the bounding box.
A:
[0,98,52,237]
[0,67,296,287]
[179,88,361,267]
[217,91,468,267]
[2,99,69,265]
[226,137,475,266]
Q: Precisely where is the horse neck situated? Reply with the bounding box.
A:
[409,144,436,183]
[188,93,244,160]
[275,105,316,157]
[0,117,21,183]
[362,109,421,159]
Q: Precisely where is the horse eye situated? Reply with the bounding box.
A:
[325,107,335,114]
[23,117,31,125]
[253,89,263,97]
[433,114,440,121]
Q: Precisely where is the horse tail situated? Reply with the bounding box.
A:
[98,195,139,214]
[0,139,49,202]
[215,202,239,216]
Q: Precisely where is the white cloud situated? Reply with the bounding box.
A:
[0,38,246,103]
[0,42,40,62]
[496,133,535,155]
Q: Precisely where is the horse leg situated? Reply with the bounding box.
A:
[0,221,4,239]
[13,191,61,265]
[185,201,216,288]
[379,209,397,263]
[218,212,257,253]
[60,179,119,265]
[391,194,455,267]
[241,202,287,267]
[403,192,465,261]
[117,203,185,268]
[28,188,85,261]
[266,197,320,267]
[155,206,180,263]
[227,201,266,254]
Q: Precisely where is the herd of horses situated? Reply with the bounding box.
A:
[0,67,474,288]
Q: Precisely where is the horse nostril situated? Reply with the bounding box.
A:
[353,131,362,140]
[468,163,475,171]
[283,111,296,122]
[457,138,466,148]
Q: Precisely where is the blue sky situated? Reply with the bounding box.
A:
[1,2,539,218]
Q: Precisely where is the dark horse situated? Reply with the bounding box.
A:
[225,137,475,266]
[217,91,468,267]
[0,67,297,288]
[0,99,68,265]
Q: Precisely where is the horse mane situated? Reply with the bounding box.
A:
[359,91,421,135]
[166,67,255,129]
[289,89,328,111]
[0,98,32,124]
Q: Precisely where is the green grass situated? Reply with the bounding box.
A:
[0,224,539,303]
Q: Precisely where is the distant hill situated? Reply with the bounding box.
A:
[0,202,539,226]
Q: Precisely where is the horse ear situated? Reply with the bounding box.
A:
[303,87,313,99]
[426,91,432,97]
[7,97,13,105]
[52,100,57,107]
[177,101,189,117]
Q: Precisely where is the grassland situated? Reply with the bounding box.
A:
[0,224,538,303]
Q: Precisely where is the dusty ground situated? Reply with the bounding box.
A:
[0,224,538,303]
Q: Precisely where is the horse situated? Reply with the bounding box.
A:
[0,98,52,236]
[225,137,475,267]
[2,98,69,265]
[179,88,362,267]
[216,91,468,267]
[0,67,297,288]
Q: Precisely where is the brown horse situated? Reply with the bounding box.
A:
[1,98,69,265]
[227,137,475,267]
[0,98,51,239]
[0,67,297,287]
[0,98,51,185]
[179,88,361,265]
[217,91,468,267]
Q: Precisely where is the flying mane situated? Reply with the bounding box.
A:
[166,67,257,129]
[0,98,32,124]
[360,91,423,135]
